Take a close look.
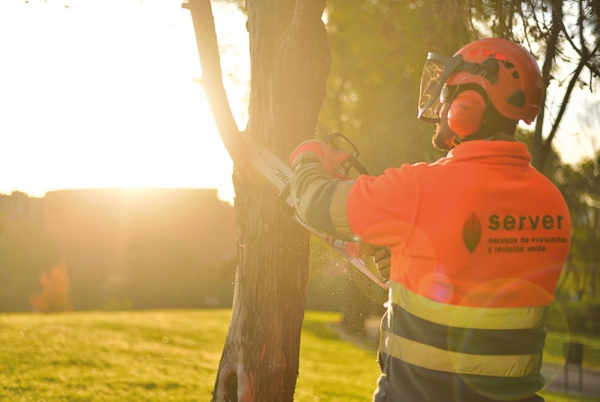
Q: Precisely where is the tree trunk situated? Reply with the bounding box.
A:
[210,1,330,401]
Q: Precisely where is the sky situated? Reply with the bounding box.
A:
[0,0,249,204]
[0,0,597,204]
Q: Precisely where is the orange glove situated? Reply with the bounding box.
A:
[289,139,350,174]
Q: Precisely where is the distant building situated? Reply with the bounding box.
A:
[41,188,236,273]
[0,191,42,225]
[0,189,236,309]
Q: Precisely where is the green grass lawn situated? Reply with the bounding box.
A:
[0,309,597,401]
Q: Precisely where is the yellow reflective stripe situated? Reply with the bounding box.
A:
[383,331,542,377]
[390,281,546,330]
[329,180,355,241]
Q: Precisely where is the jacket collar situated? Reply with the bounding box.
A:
[446,140,532,166]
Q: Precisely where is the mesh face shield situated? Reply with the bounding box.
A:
[418,53,465,123]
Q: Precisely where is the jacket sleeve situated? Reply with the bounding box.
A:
[290,161,420,247]
[289,162,357,242]
[346,164,420,248]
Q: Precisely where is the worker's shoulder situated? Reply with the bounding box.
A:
[395,156,454,173]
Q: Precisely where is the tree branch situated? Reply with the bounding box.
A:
[533,0,562,151]
[184,0,248,163]
[554,0,600,78]
[546,44,600,146]
[577,0,587,59]
[526,0,544,38]
[519,5,534,51]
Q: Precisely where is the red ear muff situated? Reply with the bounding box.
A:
[447,90,487,137]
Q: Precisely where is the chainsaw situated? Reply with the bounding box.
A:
[242,132,389,290]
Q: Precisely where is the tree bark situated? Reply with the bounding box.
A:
[186,0,331,401]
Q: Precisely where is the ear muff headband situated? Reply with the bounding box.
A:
[447,90,487,137]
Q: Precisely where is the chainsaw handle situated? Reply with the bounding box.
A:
[345,154,369,176]
[322,132,360,158]
[321,132,369,177]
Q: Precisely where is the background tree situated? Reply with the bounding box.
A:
[30,262,73,313]
[469,0,600,171]
[320,0,471,173]
[554,152,600,300]
[185,0,330,400]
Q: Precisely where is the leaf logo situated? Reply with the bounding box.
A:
[462,213,482,253]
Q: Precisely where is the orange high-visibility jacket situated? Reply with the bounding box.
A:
[290,140,571,402]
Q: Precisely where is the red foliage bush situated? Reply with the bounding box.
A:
[30,263,73,312]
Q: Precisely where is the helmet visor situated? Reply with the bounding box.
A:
[418,53,464,123]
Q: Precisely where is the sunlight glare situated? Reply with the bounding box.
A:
[0,0,248,205]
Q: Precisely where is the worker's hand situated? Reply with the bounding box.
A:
[289,139,350,174]
[366,246,391,281]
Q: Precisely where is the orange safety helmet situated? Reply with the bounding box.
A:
[418,38,543,127]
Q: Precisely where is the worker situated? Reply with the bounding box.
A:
[289,38,571,401]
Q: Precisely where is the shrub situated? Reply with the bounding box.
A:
[30,263,73,312]
[547,301,600,335]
